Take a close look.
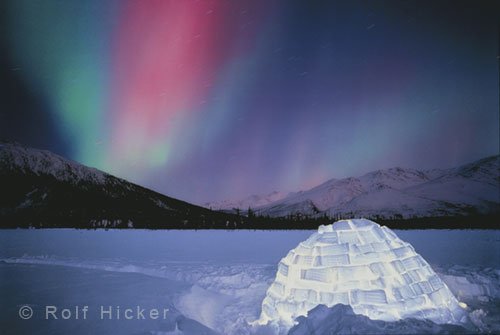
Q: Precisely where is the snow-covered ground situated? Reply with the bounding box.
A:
[0,229,498,334]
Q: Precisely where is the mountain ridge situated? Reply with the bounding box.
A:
[204,191,288,211]
[1,142,498,228]
[211,155,499,219]
[0,142,237,228]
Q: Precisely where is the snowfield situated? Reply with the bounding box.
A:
[0,228,499,334]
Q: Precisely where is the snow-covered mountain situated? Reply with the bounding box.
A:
[0,142,235,228]
[204,191,287,211]
[0,142,108,185]
[252,156,499,219]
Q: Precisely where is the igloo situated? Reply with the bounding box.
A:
[258,219,467,327]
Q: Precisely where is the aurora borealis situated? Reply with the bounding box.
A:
[2,0,499,203]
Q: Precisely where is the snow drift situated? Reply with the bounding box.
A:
[258,219,468,328]
[288,304,470,335]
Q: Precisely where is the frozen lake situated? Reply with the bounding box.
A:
[1,229,499,334]
[1,229,499,265]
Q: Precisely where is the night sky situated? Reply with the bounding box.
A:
[1,0,499,203]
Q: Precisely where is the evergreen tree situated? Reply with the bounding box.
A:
[248,206,255,219]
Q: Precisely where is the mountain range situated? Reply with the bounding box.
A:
[208,156,499,219]
[0,142,236,228]
[204,191,287,212]
[1,142,498,228]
